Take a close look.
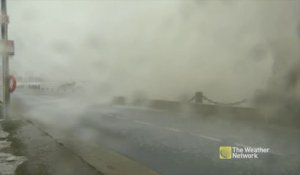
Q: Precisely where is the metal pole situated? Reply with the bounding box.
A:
[1,0,9,119]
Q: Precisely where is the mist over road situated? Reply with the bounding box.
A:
[11,92,300,175]
[4,1,300,174]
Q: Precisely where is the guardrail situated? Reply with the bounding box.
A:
[111,93,300,127]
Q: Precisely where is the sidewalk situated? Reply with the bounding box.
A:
[1,119,103,175]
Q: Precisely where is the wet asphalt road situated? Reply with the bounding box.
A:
[12,92,300,175]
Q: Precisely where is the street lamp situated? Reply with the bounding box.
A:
[0,0,14,119]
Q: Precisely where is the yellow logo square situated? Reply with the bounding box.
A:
[219,146,232,159]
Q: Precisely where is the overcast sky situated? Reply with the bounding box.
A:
[7,0,300,101]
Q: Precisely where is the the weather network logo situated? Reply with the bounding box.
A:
[219,146,270,159]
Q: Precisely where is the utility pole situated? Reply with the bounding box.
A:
[0,0,14,119]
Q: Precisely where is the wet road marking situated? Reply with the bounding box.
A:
[133,120,153,126]
[131,119,221,142]
[165,127,182,133]
[195,134,221,142]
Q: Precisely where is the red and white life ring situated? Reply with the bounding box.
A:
[9,75,17,93]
